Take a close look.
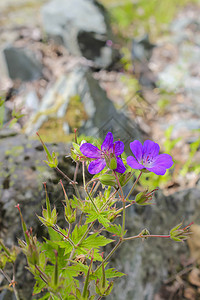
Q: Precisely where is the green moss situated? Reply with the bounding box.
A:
[5,146,24,157]
[101,0,199,39]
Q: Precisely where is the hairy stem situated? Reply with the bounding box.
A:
[76,222,95,247]
[123,234,171,241]
[86,190,99,212]
[0,268,20,300]
[52,226,76,247]
[56,166,82,202]
[125,171,142,200]
[55,166,73,184]
[96,239,123,272]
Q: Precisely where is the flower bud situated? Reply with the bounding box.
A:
[135,188,158,205]
[109,157,117,170]
[64,204,76,224]
[99,174,116,186]
[119,172,132,187]
[140,228,150,238]
[170,222,193,242]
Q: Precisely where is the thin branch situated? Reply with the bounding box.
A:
[0,268,20,300]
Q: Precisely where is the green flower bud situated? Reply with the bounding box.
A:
[119,172,132,187]
[109,157,117,170]
[99,174,116,186]
[64,204,76,224]
[135,188,158,205]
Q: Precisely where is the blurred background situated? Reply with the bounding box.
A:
[1,0,200,299]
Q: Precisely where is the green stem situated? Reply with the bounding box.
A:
[82,162,86,189]
[52,226,76,248]
[55,166,74,184]
[0,269,20,300]
[85,178,98,194]
[113,171,126,236]
[96,239,123,272]
[0,240,11,258]
[67,247,76,267]
[86,190,99,212]
[100,188,118,211]
[73,162,79,183]
[122,201,126,236]
[125,171,142,200]
[113,171,124,201]
[76,222,95,247]
[35,265,48,283]
[123,234,171,241]
[91,181,101,197]
[56,166,82,202]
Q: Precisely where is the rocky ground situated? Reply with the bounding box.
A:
[1,0,200,299]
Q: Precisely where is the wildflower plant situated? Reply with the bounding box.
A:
[0,131,192,300]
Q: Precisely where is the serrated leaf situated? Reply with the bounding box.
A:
[97,212,110,228]
[70,225,88,244]
[33,276,46,295]
[92,265,125,280]
[106,224,123,236]
[81,233,113,249]
[105,268,125,278]
[70,261,89,276]
[86,211,98,223]
[86,211,110,228]
[48,227,63,242]
[36,293,50,300]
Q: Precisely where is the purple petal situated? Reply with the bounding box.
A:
[101,132,113,152]
[88,159,106,174]
[114,141,124,156]
[127,156,144,170]
[80,143,101,159]
[115,157,126,173]
[146,165,167,176]
[130,140,143,162]
[142,140,160,159]
[153,154,173,169]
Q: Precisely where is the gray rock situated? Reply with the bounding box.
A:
[3,46,43,81]
[25,67,142,152]
[41,0,118,68]
[108,188,200,300]
[0,133,74,299]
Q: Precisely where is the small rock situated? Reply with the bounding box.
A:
[24,67,142,152]
[3,46,43,81]
[41,0,118,68]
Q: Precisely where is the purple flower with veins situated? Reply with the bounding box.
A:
[127,140,173,175]
[80,132,126,174]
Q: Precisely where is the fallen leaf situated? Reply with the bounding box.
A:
[184,287,196,300]
[187,225,200,263]
[188,268,200,287]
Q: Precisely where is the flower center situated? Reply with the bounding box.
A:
[142,155,154,167]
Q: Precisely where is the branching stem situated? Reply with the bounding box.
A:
[125,171,142,200]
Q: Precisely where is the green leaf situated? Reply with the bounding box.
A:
[92,265,125,280]
[170,222,182,235]
[9,118,17,128]
[81,233,113,249]
[105,268,125,278]
[86,211,110,228]
[106,224,124,236]
[71,225,88,244]
[35,293,50,300]
[97,212,111,228]
[33,276,46,295]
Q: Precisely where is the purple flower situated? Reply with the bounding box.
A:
[127,140,173,175]
[80,132,126,174]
